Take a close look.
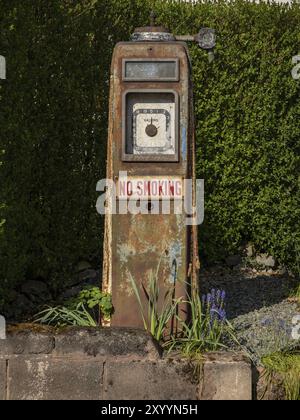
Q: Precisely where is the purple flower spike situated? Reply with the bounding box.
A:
[216,289,221,303]
[207,293,212,304]
[221,290,226,301]
[219,309,227,322]
[210,309,217,323]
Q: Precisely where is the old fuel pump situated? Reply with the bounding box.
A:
[101,17,215,328]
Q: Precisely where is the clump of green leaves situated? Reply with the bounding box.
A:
[69,287,114,322]
[129,268,181,342]
[129,264,238,355]
[34,302,98,327]
[261,351,300,400]
[34,287,113,327]
[166,290,238,356]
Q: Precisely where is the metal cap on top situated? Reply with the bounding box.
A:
[131,11,175,42]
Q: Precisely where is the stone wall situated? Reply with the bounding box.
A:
[0,327,252,400]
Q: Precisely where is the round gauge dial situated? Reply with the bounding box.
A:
[132,104,175,155]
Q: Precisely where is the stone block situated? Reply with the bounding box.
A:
[199,352,252,400]
[104,359,198,400]
[54,327,161,359]
[8,357,104,400]
[0,331,54,355]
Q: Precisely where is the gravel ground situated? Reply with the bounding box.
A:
[201,266,300,362]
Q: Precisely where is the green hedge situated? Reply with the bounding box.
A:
[0,0,299,308]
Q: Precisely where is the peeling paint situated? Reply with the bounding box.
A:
[168,241,183,283]
[119,268,135,297]
[117,243,136,263]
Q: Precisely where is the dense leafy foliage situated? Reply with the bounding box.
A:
[0,0,299,309]
[34,286,113,326]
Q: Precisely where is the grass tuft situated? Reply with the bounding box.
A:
[261,351,300,400]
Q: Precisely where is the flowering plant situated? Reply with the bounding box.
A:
[202,289,227,325]
[166,288,236,356]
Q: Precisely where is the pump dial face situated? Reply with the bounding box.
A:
[132,104,175,154]
[124,92,177,159]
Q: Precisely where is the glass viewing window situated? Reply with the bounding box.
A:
[123,59,179,81]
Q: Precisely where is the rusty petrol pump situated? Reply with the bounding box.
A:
[102,18,216,328]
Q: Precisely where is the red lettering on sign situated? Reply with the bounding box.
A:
[127,181,133,196]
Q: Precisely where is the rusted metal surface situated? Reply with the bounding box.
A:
[102,37,198,328]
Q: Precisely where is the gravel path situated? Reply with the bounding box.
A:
[201,266,299,362]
